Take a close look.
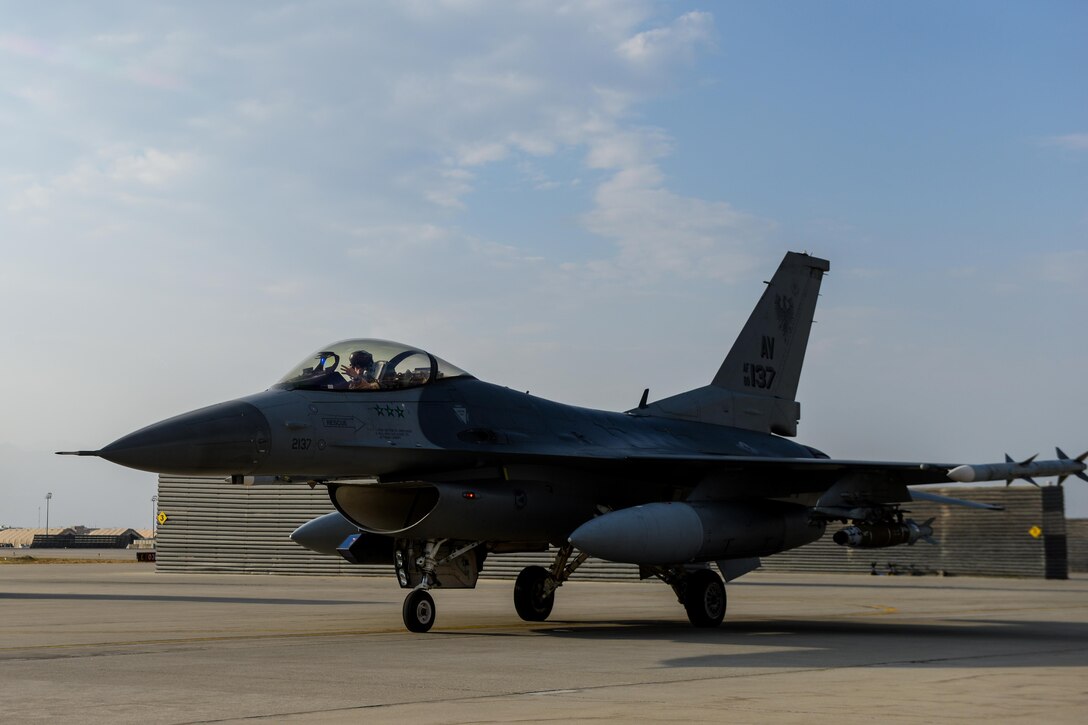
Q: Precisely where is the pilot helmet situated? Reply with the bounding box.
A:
[349,350,374,369]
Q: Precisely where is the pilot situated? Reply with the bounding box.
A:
[341,350,380,390]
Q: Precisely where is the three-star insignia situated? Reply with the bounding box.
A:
[372,405,406,418]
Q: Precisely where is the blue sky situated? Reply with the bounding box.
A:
[1,1,1085,527]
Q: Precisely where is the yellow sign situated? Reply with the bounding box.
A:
[157,511,168,525]
[1028,525,1042,539]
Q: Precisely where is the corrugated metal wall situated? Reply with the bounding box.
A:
[155,475,640,580]
[1068,519,1088,573]
[156,476,1069,580]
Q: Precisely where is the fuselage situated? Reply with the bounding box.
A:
[98,376,817,482]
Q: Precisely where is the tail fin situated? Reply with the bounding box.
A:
[639,251,829,436]
[712,252,829,402]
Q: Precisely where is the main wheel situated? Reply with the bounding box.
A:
[513,565,555,622]
[683,569,726,628]
[402,589,436,633]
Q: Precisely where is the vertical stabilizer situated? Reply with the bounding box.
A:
[712,252,829,402]
[639,252,829,436]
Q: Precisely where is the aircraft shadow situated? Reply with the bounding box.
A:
[0,592,369,606]
[734,579,1088,595]
[511,617,1088,668]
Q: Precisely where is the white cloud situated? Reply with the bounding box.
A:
[1032,250,1088,285]
[7,183,50,212]
[5,147,201,218]
[1042,133,1088,151]
[344,222,452,252]
[585,127,672,169]
[456,141,509,166]
[423,168,476,209]
[109,148,198,186]
[579,164,770,283]
[616,11,715,65]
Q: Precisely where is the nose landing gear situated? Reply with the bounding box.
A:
[397,538,482,633]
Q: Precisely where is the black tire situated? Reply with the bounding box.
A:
[402,589,436,633]
[683,569,726,628]
[513,566,555,622]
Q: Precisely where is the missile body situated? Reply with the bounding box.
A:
[833,519,934,548]
[947,451,1087,484]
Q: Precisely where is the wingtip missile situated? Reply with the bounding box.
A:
[948,450,1087,486]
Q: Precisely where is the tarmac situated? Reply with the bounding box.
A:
[1,563,1086,724]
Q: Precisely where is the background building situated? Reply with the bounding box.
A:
[155,476,1075,580]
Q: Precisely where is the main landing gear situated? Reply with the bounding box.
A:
[679,568,727,627]
[514,544,588,623]
[645,565,727,627]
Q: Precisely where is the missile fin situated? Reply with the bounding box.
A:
[1023,476,1039,488]
[920,517,937,545]
[1056,448,1088,484]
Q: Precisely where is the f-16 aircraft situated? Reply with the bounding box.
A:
[60,252,1086,632]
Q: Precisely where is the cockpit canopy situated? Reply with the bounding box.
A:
[273,339,471,392]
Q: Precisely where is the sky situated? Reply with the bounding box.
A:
[1,0,1085,528]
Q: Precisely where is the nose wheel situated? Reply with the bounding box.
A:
[402,589,436,632]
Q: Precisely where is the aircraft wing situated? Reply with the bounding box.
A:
[616,453,957,486]
[323,448,1078,517]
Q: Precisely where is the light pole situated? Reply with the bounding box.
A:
[45,492,52,536]
[151,495,158,536]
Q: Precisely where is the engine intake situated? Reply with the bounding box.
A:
[329,480,595,543]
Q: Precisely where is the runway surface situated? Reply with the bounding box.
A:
[1,563,1086,723]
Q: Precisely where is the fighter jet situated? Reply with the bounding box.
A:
[60,252,1086,632]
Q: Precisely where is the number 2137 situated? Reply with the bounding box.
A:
[743,363,776,389]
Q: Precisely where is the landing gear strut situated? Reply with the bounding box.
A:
[398,538,482,633]
[513,544,588,623]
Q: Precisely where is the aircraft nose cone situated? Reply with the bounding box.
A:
[99,400,271,475]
